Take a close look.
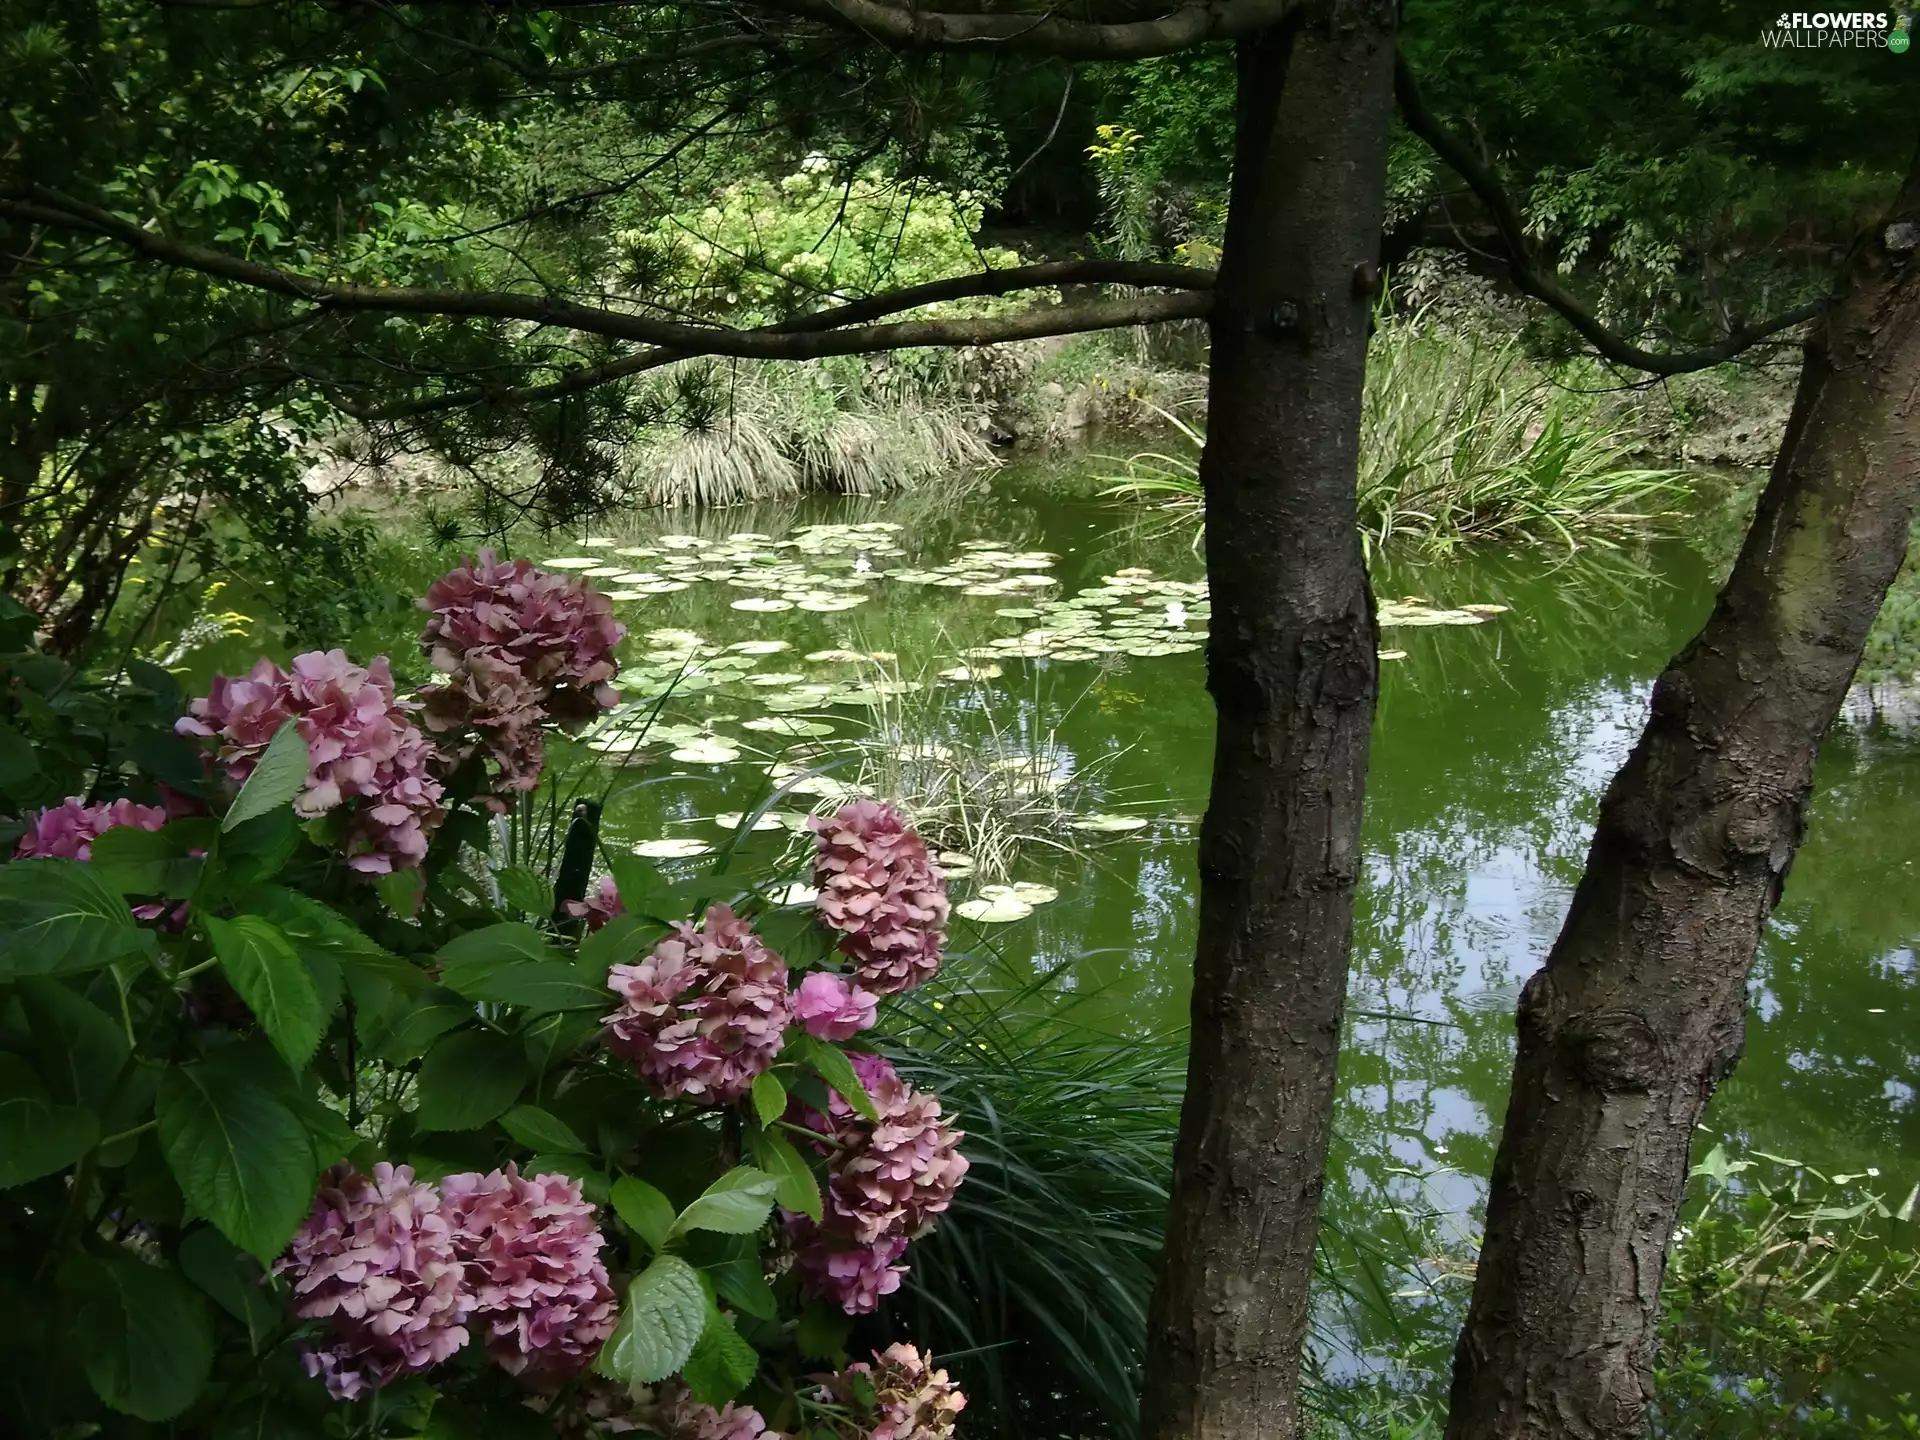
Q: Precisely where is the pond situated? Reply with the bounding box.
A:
[186,456,1920,1391]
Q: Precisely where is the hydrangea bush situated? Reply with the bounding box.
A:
[0,557,971,1438]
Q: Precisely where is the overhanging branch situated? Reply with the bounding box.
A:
[1393,50,1824,376]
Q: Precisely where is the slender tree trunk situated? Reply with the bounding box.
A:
[1138,6,1396,1440]
[1446,148,1920,1440]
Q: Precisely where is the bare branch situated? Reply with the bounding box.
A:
[1393,50,1825,377]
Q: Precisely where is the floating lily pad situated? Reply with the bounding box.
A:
[938,664,1003,681]
[1070,813,1151,833]
[743,717,837,737]
[731,597,794,612]
[539,557,599,569]
[728,640,791,655]
[670,740,742,764]
[1378,649,1409,661]
[956,895,1033,924]
[711,812,791,832]
[745,673,807,687]
[635,838,714,859]
[982,882,1059,906]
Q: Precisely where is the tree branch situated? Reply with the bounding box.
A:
[738,0,1301,60]
[2,189,1211,360]
[1393,49,1824,376]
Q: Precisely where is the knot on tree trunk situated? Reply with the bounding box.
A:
[1567,1010,1664,1094]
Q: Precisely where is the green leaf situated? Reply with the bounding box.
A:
[792,1037,879,1123]
[0,858,154,978]
[438,922,608,1013]
[18,978,130,1114]
[413,1029,527,1131]
[206,914,324,1071]
[610,1176,678,1253]
[89,820,211,898]
[672,1167,780,1237]
[593,1254,707,1385]
[499,1104,586,1154]
[577,913,669,981]
[177,1224,279,1353]
[377,987,474,1063]
[157,1059,317,1262]
[750,1071,787,1131]
[683,1307,760,1406]
[0,1092,99,1187]
[746,1128,822,1222]
[243,885,424,992]
[794,1299,852,1363]
[710,1252,779,1322]
[223,721,309,832]
[608,852,666,911]
[62,1251,213,1421]
[376,866,425,919]
[496,865,555,918]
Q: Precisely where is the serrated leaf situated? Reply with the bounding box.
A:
[88,820,210,899]
[750,1071,786,1130]
[206,914,323,1071]
[0,1092,99,1187]
[672,1166,780,1237]
[156,1059,317,1262]
[594,1253,707,1385]
[243,885,424,992]
[792,1037,878,1123]
[746,1128,821,1222]
[683,1307,759,1406]
[500,1104,586,1154]
[439,922,607,1013]
[496,864,555,918]
[61,1251,212,1421]
[223,721,310,832]
[377,987,474,1063]
[611,1176,677,1253]
[577,912,669,981]
[413,1029,526,1131]
[0,858,154,978]
[710,1252,779,1322]
[794,1299,852,1363]
[177,1225,279,1354]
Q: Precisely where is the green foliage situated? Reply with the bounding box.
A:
[1653,1148,1920,1438]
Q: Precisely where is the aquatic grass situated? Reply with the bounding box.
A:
[1101,316,1691,554]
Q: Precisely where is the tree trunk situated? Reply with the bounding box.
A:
[1446,149,1920,1440]
[1137,6,1397,1440]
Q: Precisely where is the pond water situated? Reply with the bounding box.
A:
[190,458,1920,1383]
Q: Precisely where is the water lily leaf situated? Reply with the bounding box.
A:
[955,896,1033,923]
[670,741,741,765]
[1070,814,1151,833]
[635,839,715,860]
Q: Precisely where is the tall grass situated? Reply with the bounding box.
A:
[625,358,995,506]
[1102,317,1689,554]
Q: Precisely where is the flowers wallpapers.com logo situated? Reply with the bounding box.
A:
[1764,9,1912,46]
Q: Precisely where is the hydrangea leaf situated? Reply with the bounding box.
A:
[222,720,310,832]
[594,1253,707,1385]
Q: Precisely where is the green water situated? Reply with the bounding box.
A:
[197,458,1920,1228]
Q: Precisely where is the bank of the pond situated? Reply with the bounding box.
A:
[165,458,1920,1425]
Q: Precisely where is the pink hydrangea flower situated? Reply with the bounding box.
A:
[792,971,879,1042]
[273,1163,471,1400]
[176,651,445,873]
[564,875,624,931]
[14,796,167,860]
[810,801,949,995]
[420,648,548,800]
[604,1382,782,1440]
[603,904,791,1103]
[441,1165,617,1384]
[787,1052,968,1314]
[815,1344,967,1440]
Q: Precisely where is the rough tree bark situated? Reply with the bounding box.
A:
[1137,6,1397,1440]
[1446,147,1920,1440]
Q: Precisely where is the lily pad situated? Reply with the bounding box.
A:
[728,640,791,655]
[955,895,1034,924]
[1070,813,1151,833]
[981,882,1059,906]
[635,838,714,859]
[743,716,837,737]
[731,597,794,612]
[711,812,791,832]
[669,740,743,764]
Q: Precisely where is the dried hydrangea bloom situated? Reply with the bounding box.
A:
[564,875,624,932]
[791,971,879,1042]
[420,648,548,800]
[177,650,445,872]
[611,1383,784,1440]
[815,1344,967,1440]
[787,1052,968,1314]
[419,550,625,720]
[603,904,791,1102]
[809,800,949,995]
[14,796,167,861]
[273,1163,470,1400]
[441,1165,617,1384]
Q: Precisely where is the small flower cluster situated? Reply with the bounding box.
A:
[788,1053,969,1315]
[418,551,626,797]
[177,651,444,873]
[604,904,792,1103]
[814,1344,966,1440]
[810,801,950,995]
[540,1380,782,1440]
[276,1162,614,1400]
[14,796,167,861]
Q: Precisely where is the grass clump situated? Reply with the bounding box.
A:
[1102,314,1690,554]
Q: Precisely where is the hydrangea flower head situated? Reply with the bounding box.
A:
[273,1163,470,1400]
[809,800,949,994]
[564,875,625,932]
[787,1217,907,1315]
[14,797,167,861]
[603,904,791,1102]
[177,650,445,872]
[441,1164,617,1384]
[815,1345,966,1440]
[792,971,879,1042]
